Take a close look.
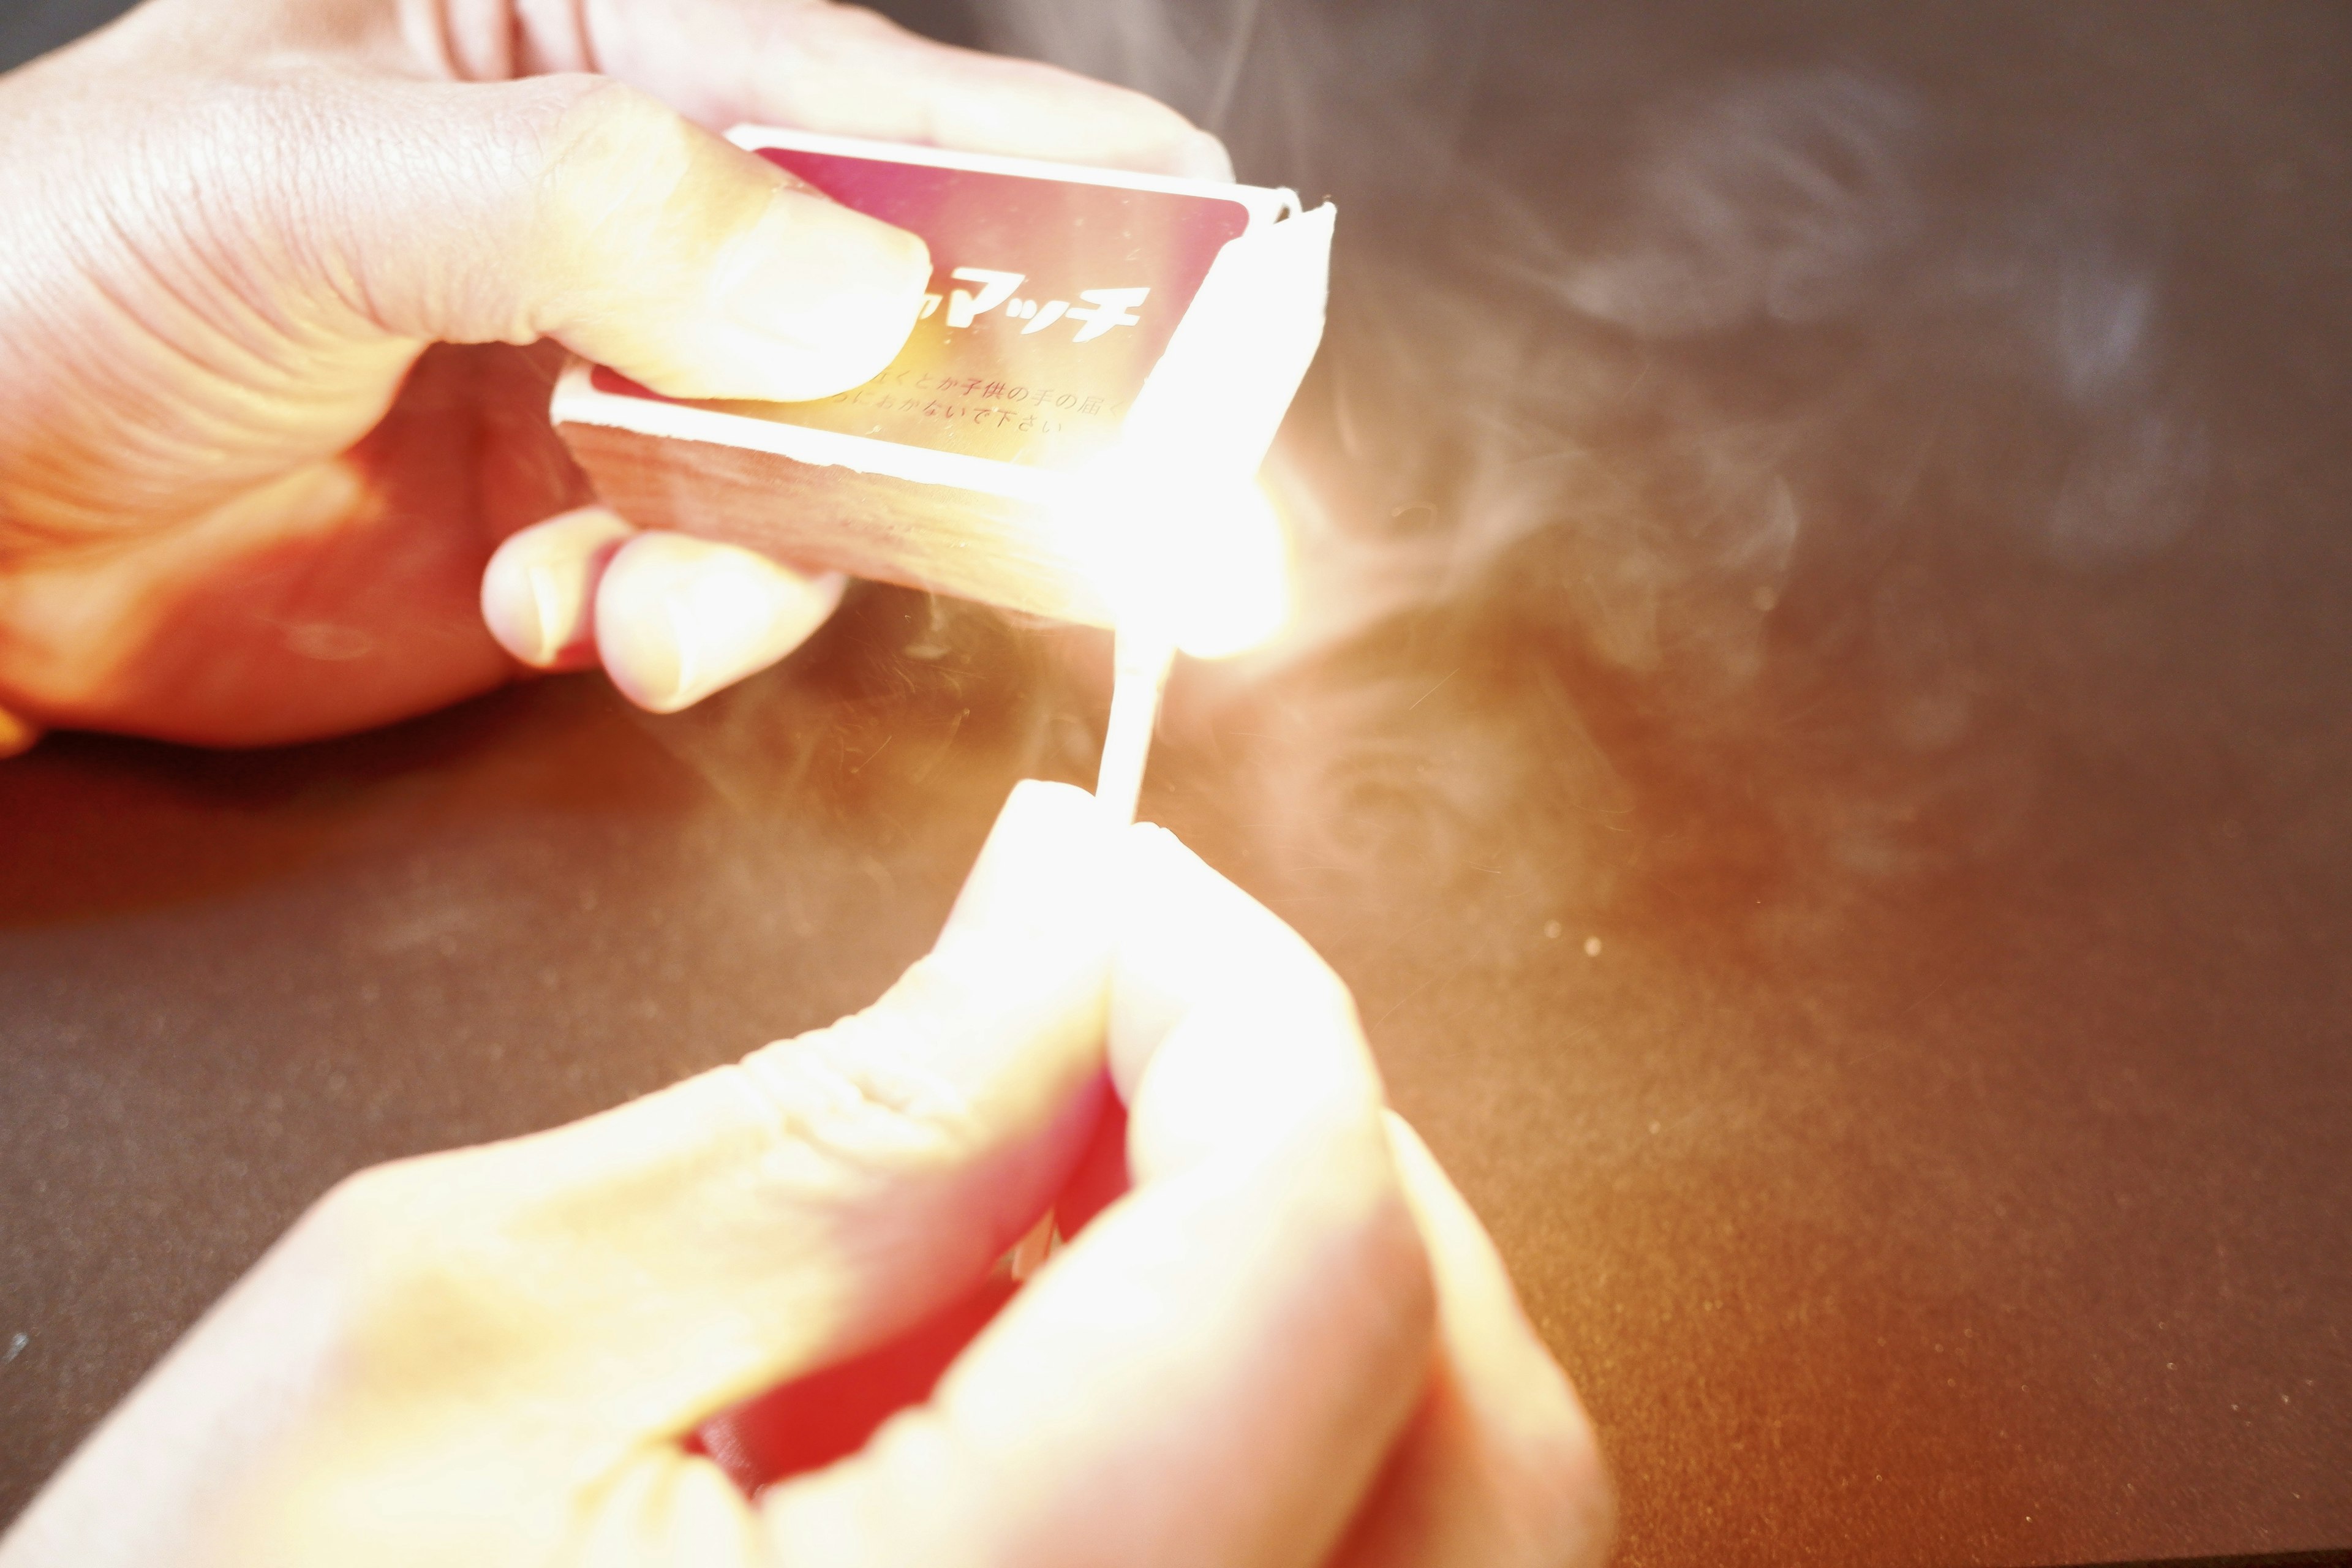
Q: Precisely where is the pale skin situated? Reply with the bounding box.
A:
[2,782,1613,1567]
[0,0,1227,745]
[0,2,1614,1561]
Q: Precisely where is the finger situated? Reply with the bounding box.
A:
[238,71,932,402]
[1329,1116,1616,1568]
[758,825,1436,1568]
[536,1,1233,176]
[693,1272,1018,1494]
[1049,1095,1131,1240]
[480,506,638,670]
[698,1091,1131,1496]
[592,532,846,711]
[322,779,1118,1441]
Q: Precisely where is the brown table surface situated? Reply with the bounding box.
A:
[4,2,2350,1564]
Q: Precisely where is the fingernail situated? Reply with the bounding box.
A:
[481,508,636,667]
[595,534,845,712]
[940,780,1117,952]
[714,189,931,401]
[1172,129,1236,182]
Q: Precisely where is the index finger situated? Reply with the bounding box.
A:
[573,1,1232,176]
[756,824,1436,1568]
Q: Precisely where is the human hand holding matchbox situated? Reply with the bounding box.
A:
[549,129,1335,641]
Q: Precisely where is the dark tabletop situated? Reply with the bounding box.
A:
[3,2,2348,1564]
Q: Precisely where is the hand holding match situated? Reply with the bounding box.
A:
[0,782,1608,1567]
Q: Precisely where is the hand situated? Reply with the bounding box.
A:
[0,782,1611,1568]
[0,0,1226,750]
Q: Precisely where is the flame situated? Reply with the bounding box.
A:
[1073,467,1294,661]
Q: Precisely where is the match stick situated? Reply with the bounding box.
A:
[1095,627,1175,826]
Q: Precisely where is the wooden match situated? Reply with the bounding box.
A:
[1095,629,1176,826]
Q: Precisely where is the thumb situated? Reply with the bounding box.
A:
[313,74,930,401]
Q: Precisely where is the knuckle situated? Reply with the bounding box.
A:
[537,77,694,193]
[306,1158,431,1253]
[293,1162,448,1315]
[537,74,677,154]
[517,75,775,330]
[731,997,981,1182]
[296,1155,523,1352]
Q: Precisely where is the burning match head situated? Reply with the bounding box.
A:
[1160,480,1293,660]
[1077,469,1293,827]
[1074,472,1295,662]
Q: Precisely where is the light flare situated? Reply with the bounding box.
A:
[1075,469,1295,661]
[1074,467,1297,822]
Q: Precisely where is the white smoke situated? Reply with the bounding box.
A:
[963,1,2208,892]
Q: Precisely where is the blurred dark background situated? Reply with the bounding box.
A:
[5,4,2349,1565]
[0,0,129,68]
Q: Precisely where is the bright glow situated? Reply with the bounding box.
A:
[1072,467,1295,661]
[1164,480,1293,659]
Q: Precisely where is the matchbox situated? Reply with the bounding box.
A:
[552,127,1335,626]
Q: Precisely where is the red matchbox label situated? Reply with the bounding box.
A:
[590,148,1257,472]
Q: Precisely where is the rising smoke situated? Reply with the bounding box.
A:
[968,0,2209,913]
